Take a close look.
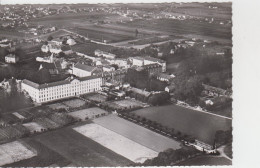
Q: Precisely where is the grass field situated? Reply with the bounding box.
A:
[68,107,108,120]
[0,141,37,166]
[5,139,70,167]
[62,99,86,108]
[131,105,232,144]
[120,18,232,41]
[35,126,132,166]
[74,123,158,163]
[47,103,68,110]
[113,99,145,108]
[176,155,232,166]
[83,93,107,103]
[93,115,181,152]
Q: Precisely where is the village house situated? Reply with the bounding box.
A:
[5,54,19,63]
[155,73,175,83]
[67,38,76,46]
[130,56,166,72]
[61,45,73,55]
[72,63,101,77]
[103,65,115,72]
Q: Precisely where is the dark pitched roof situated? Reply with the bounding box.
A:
[143,56,165,63]
[42,63,56,69]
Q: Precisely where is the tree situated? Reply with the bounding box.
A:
[173,75,203,104]
[148,91,170,106]
[47,35,53,41]
[135,29,139,37]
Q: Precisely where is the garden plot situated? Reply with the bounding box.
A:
[73,123,158,163]
[83,93,107,103]
[47,103,68,110]
[62,99,86,108]
[113,99,145,109]
[68,107,108,121]
[23,122,46,133]
[12,112,26,120]
[0,141,37,166]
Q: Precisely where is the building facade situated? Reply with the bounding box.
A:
[21,76,103,103]
[5,54,19,63]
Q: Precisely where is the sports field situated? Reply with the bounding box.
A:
[132,105,232,144]
[93,115,181,152]
[74,123,158,163]
[0,141,37,166]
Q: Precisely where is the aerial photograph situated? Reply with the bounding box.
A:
[0,1,232,167]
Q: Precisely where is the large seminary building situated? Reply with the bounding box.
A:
[21,76,103,103]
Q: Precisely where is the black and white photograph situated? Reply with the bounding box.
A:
[0,0,258,167]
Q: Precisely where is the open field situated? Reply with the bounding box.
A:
[35,126,133,166]
[132,105,232,144]
[5,138,70,167]
[119,18,232,41]
[70,27,135,43]
[47,103,68,110]
[113,99,145,108]
[74,123,158,163]
[176,155,232,166]
[0,141,37,166]
[82,93,107,103]
[68,107,108,120]
[62,99,86,108]
[71,42,116,56]
[93,115,181,152]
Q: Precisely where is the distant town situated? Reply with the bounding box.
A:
[0,2,232,167]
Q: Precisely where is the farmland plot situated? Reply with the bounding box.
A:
[93,115,181,152]
[74,123,158,163]
[0,141,37,166]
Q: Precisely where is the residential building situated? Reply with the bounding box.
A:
[61,45,73,55]
[51,38,63,46]
[103,65,115,72]
[21,75,103,103]
[155,73,175,83]
[67,38,76,46]
[72,63,101,77]
[5,54,19,63]
[130,56,166,72]
[94,49,116,59]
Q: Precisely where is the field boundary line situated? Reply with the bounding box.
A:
[176,104,232,120]
[93,121,160,153]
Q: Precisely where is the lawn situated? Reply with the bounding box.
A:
[0,141,37,166]
[62,99,86,108]
[68,107,108,120]
[83,93,107,103]
[93,115,181,152]
[131,104,232,144]
[34,126,132,166]
[176,155,232,166]
[113,99,145,109]
[47,103,68,110]
[5,138,70,167]
[74,123,158,163]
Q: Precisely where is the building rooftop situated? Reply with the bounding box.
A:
[143,56,165,63]
[74,63,96,72]
[22,75,101,90]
